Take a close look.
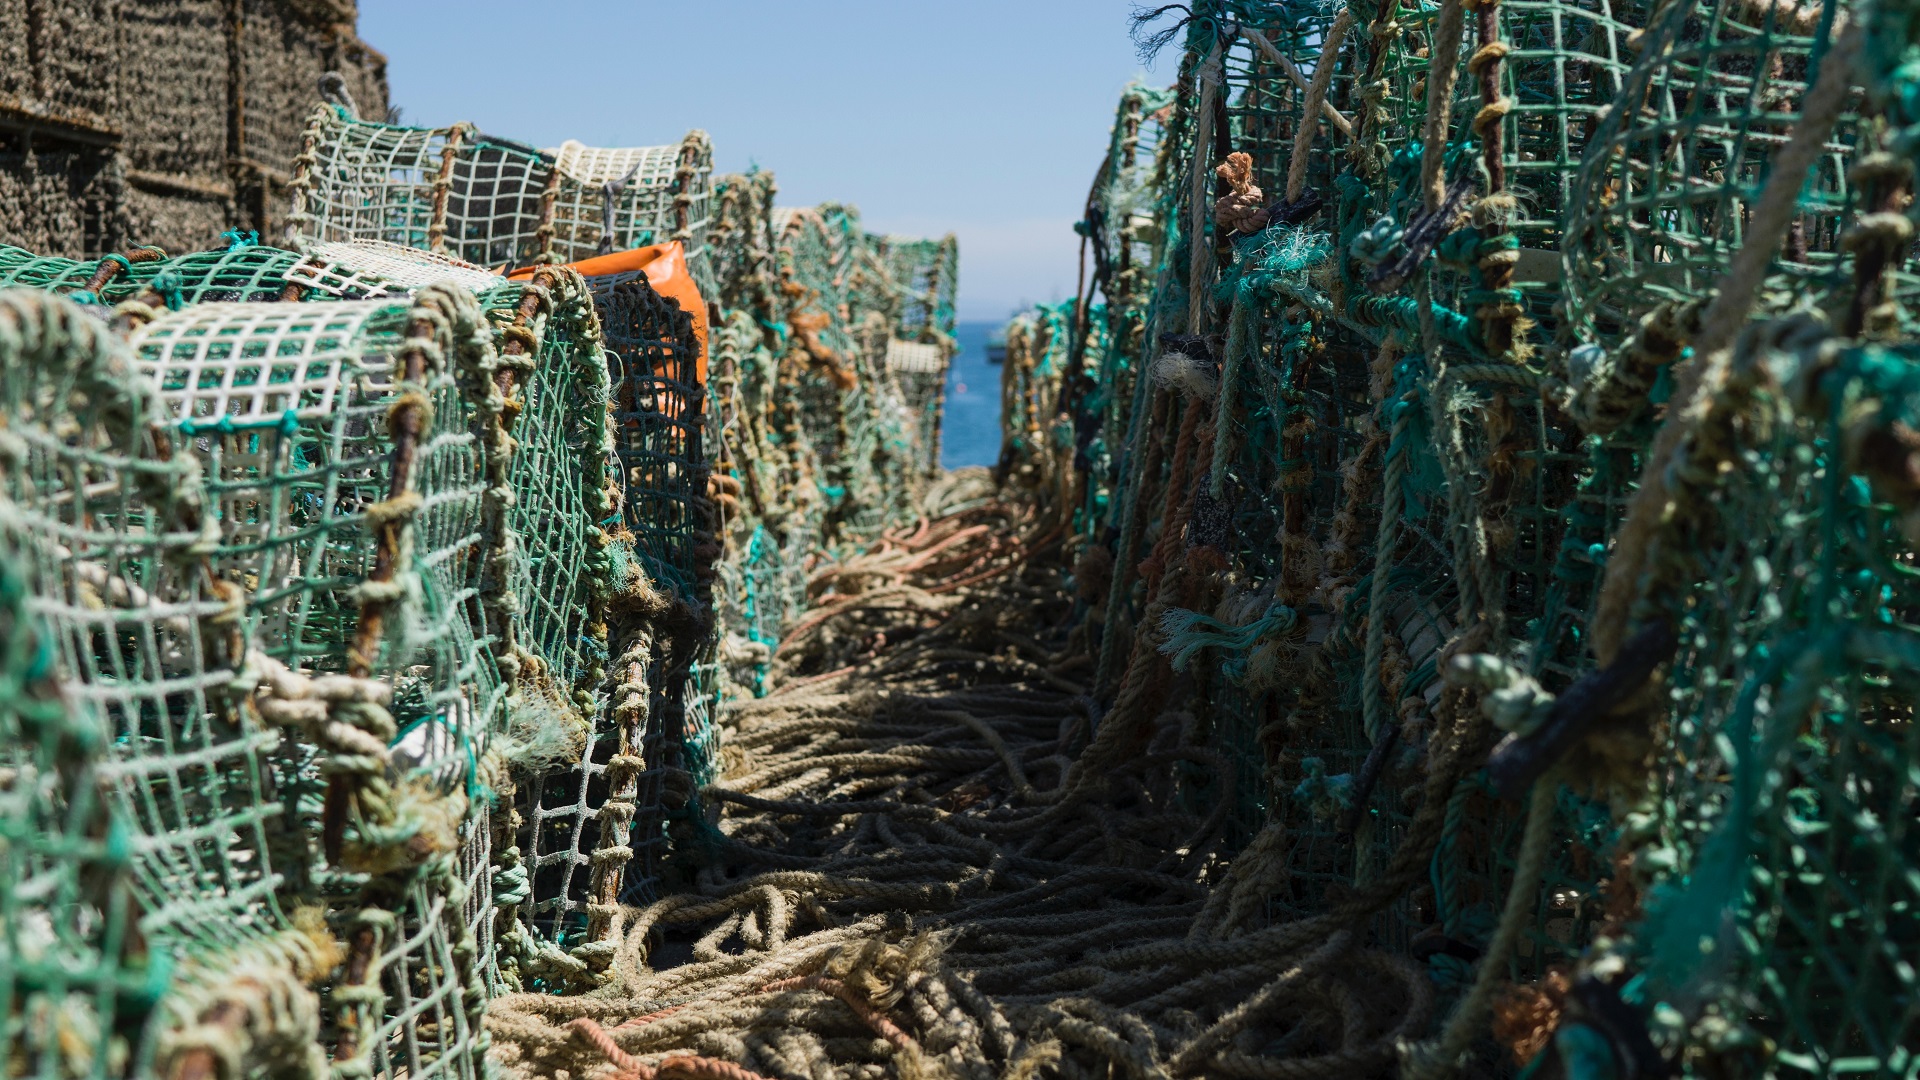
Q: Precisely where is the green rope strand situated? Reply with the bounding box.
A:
[1362,394,1414,746]
[1402,772,1558,1079]
[1207,290,1252,500]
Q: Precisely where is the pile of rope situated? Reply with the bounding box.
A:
[485,468,1444,1080]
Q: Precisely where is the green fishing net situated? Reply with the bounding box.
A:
[0,413,162,1080]
[1561,0,1885,351]
[0,79,951,1074]
[1043,0,1920,1074]
[0,250,639,1074]
[1593,323,1920,1075]
[0,241,302,304]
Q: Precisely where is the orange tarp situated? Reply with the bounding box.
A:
[512,241,708,384]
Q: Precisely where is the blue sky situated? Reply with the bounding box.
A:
[358,1,1159,322]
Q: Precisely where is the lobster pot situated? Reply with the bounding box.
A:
[0,287,505,1077]
[773,203,932,548]
[0,295,204,1079]
[995,308,1067,483]
[0,242,302,304]
[843,293,920,546]
[775,204,861,363]
[0,2,387,258]
[597,268,710,905]
[1188,0,1621,959]
[287,108,714,282]
[126,291,509,1077]
[775,206,863,526]
[286,108,548,267]
[0,544,160,1080]
[1048,20,1623,1016]
[872,234,958,475]
[888,337,950,471]
[515,268,711,922]
[1369,0,1639,246]
[596,272,708,610]
[847,231,954,343]
[264,237,644,998]
[1225,8,1350,200]
[707,307,820,696]
[716,519,816,697]
[1561,0,1903,351]
[1352,0,1639,343]
[708,171,781,317]
[1595,329,1920,1076]
[135,268,624,1066]
[877,234,958,342]
[544,136,715,291]
[1080,84,1174,535]
[841,230,939,529]
[1091,82,1173,319]
[703,178,823,687]
[989,0,1920,1073]
[703,177,781,499]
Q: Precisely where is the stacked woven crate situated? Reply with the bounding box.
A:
[0,245,617,1077]
[0,88,959,1075]
[1033,0,1919,1074]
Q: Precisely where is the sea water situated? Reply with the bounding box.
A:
[941,320,1002,469]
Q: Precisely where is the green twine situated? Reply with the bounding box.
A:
[1349,295,1484,356]
[1350,216,1406,266]
[1154,603,1298,681]
[150,270,184,312]
[1292,757,1355,823]
[1435,229,1516,269]
[178,409,301,437]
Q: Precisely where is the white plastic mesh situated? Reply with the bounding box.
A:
[290,109,715,282]
[548,142,680,187]
[287,239,505,299]
[886,338,946,373]
[544,137,713,276]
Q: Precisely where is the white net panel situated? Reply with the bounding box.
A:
[886,338,946,373]
[287,239,507,299]
[289,108,713,285]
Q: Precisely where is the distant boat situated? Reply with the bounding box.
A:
[985,327,1007,365]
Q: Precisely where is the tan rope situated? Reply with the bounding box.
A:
[1420,0,1470,211]
[1187,39,1227,334]
[1287,10,1357,203]
[483,488,1452,1080]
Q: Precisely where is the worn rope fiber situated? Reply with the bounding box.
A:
[487,489,1443,1080]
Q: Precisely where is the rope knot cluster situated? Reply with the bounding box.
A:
[1212,152,1270,235]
